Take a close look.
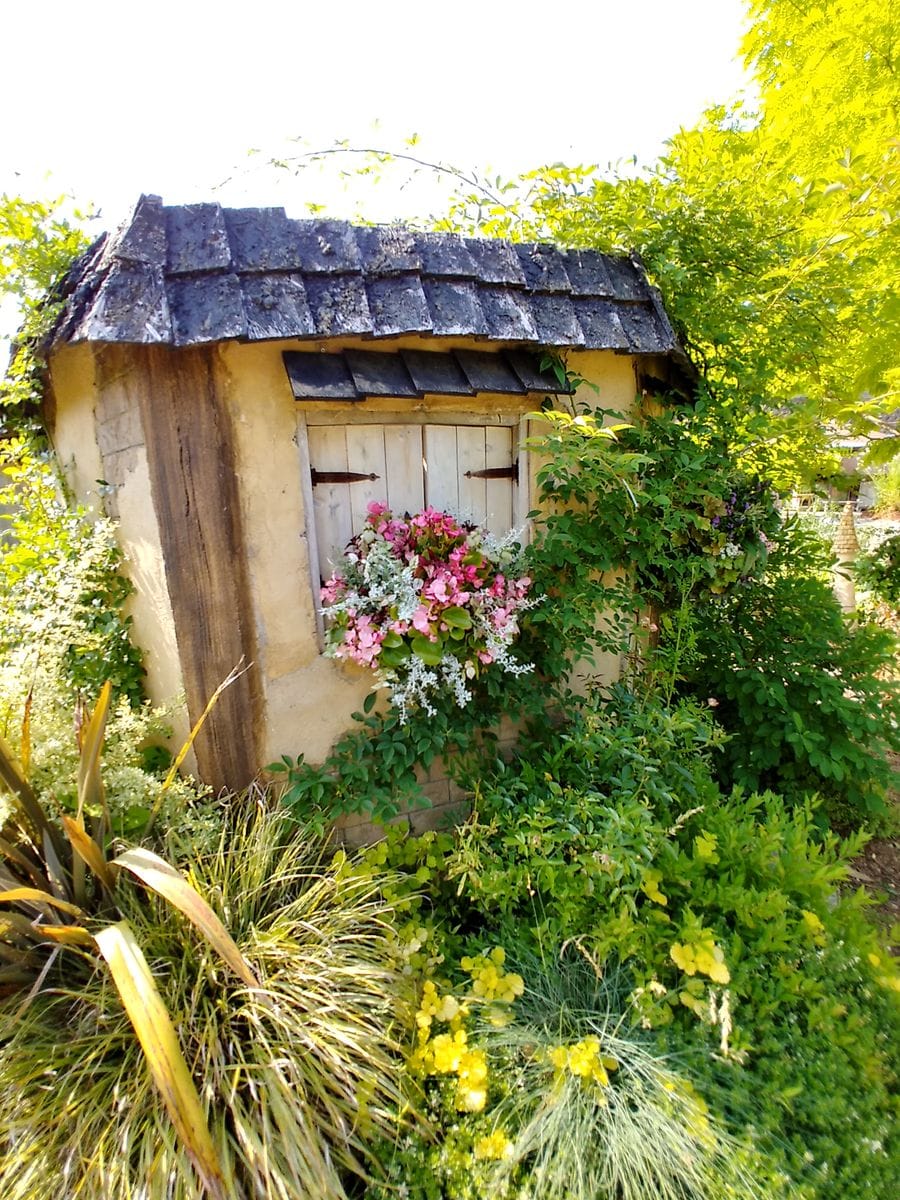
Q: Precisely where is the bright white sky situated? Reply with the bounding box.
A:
[1,0,751,342]
[1,0,751,221]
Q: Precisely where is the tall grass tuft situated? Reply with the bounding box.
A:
[0,792,418,1199]
[480,948,770,1200]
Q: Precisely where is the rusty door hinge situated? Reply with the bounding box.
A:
[464,461,518,481]
[311,469,381,487]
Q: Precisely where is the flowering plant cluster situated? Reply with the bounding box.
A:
[696,476,782,592]
[321,503,537,721]
[542,1035,620,1099]
[409,948,524,1114]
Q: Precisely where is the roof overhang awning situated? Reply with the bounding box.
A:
[283,347,570,402]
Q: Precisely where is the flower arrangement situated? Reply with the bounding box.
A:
[321,503,537,722]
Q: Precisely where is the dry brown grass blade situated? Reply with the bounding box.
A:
[95,920,229,1200]
[35,924,95,946]
[113,847,262,992]
[1,910,54,944]
[62,816,115,892]
[144,661,250,836]
[0,887,84,919]
[0,910,91,949]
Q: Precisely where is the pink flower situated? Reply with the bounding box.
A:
[320,574,346,605]
[412,605,432,635]
[425,573,451,603]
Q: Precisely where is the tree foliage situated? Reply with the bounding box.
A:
[303,1,896,486]
[1,193,88,427]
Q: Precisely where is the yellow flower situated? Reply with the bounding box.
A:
[457,1085,487,1112]
[463,948,524,1003]
[545,1037,618,1093]
[458,1047,488,1087]
[436,994,461,1021]
[429,1029,468,1074]
[474,1131,513,1161]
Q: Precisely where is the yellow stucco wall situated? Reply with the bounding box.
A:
[46,344,190,747]
[47,345,104,502]
[49,335,641,772]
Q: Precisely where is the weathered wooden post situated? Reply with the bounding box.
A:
[832,502,860,612]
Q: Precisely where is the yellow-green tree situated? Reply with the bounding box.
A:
[421,0,900,486]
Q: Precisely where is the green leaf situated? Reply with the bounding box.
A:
[410,636,444,666]
[379,644,410,669]
[443,606,473,630]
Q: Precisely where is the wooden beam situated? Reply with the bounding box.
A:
[100,345,263,792]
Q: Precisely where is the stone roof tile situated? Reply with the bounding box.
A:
[47,196,685,359]
[168,274,245,345]
[422,279,489,337]
[365,274,432,337]
[164,204,231,274]
[303,274,372,337]
[241,274,315,341]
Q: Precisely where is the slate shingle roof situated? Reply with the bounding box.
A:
[48,194,681,356]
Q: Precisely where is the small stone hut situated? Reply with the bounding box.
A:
[43,195,688,796]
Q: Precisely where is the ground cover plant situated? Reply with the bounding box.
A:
[349,691,900,1200]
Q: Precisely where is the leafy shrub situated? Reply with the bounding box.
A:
[367,948,771,1200]
[678,525,900,818]
[358,690,900,1200]
[872,456,900,515]
[0,441,185,836]
[0,440,145,704]
[856,530,900,606]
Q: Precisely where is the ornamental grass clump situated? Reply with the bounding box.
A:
[477,953,770,1200]
[0,687,418,1200]
[321,502,537,721]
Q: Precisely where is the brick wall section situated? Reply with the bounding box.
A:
[335,716,521,847]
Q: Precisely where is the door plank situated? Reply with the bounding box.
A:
[424,425,459,515]
[346,424,389,532]
[485,425,514,536]
[308,425,352,577]
[457,425,487,525]
[384,424,425,516]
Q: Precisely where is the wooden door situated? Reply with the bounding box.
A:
[307,423,516,579]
